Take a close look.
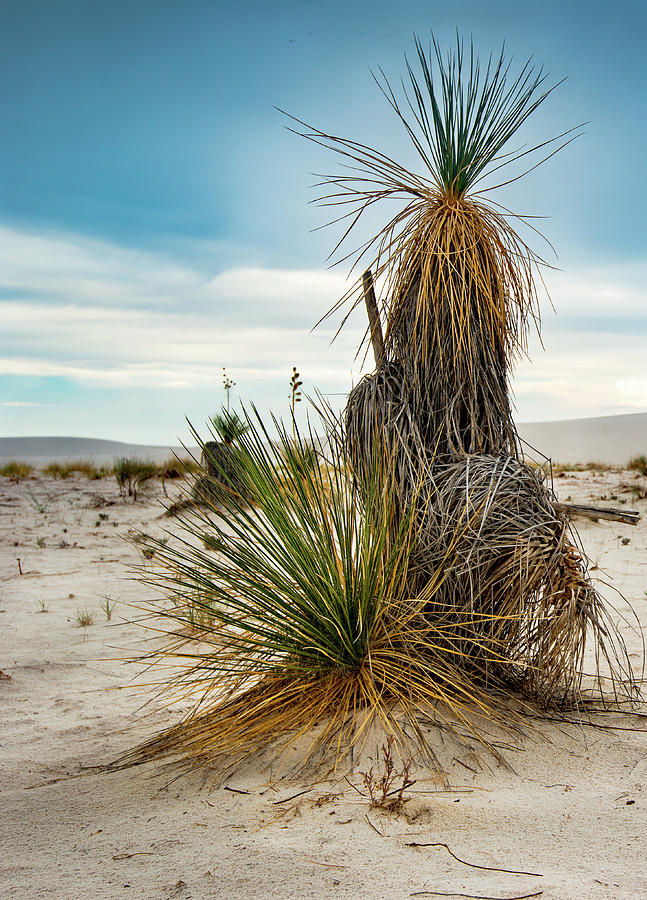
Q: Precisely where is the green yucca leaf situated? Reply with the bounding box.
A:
[280,31,583,356]
[377,33,576,197]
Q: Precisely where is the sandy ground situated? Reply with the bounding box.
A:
[2,468,647,899]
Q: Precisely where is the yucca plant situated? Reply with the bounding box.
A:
[115,408,527,780]
[285,33,638,713]
[115,34,639,787]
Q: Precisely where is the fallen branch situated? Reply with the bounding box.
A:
[405,842,542,877]
[365,814,383,836]
[273,788,312,805]
[553,501,640,526]
[410,892,543,899]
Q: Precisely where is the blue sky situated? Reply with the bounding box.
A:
[1,0,646,443]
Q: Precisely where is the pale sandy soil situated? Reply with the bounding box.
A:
[2,468,647,899]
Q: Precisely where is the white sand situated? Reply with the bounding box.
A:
[2,467,647,898]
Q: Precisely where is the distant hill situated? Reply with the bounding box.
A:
[0,436,199,467]
[2,411,647,467]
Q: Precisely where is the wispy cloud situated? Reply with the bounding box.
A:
[1,401,55,408]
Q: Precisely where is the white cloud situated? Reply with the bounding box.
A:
[0,225,349,327]
[0,300,366,388]
[207,266,348,306]
[617,378,647,408]
[1,222,646,425]
[542,263,647,322]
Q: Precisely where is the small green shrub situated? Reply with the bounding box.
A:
[42,463,67,478]
[283,439,318,478]
[0,461,34,481]
[628,455,647,477]
[113,457,157,500]
[119,409,500,777]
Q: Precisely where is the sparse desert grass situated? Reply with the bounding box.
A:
[41,459,110,479]
[131,531,168,560]
[552,461,616,474]
[0,460,34,481]
[25,486,52,514]
[116,410,525,780]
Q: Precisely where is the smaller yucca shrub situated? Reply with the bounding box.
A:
[116,408,511,781]
[209,409,249,445]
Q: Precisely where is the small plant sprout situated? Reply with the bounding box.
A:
[36,537,46,548]
[360,736,416,812]
[101,596,116,621]
[222,367,236,412]
[133,532,168,561]
[36,598,48,614]
[75,609,94,628]
[25,486,51,514]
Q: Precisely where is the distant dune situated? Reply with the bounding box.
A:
[0,436,199,467]
[2,411,647,467]
[517,411,647,465]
